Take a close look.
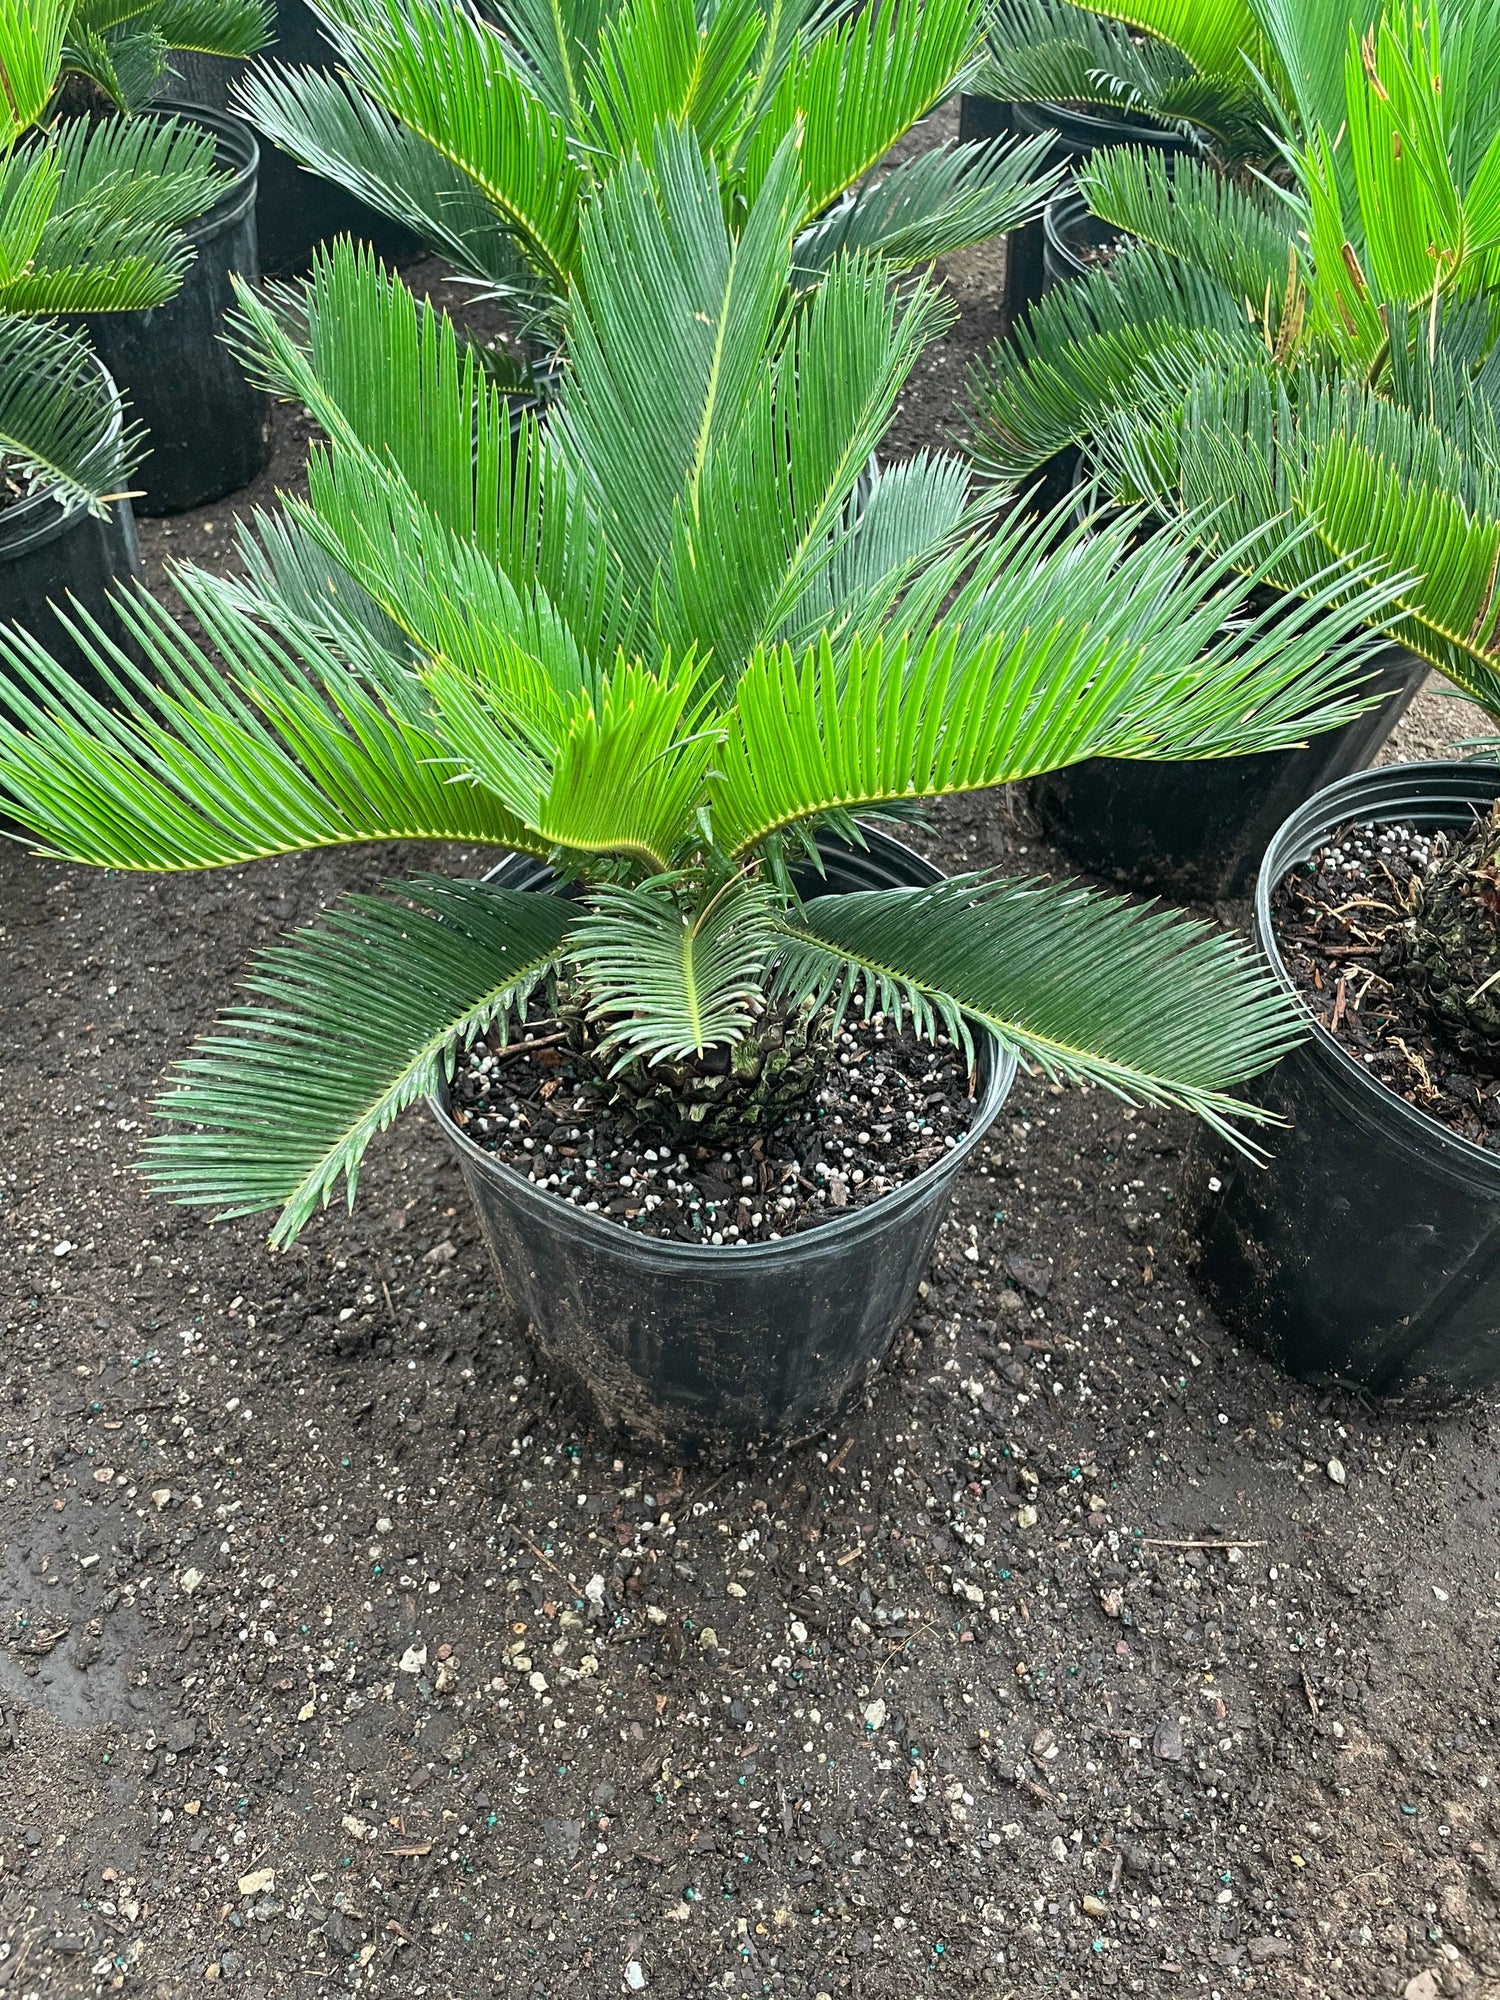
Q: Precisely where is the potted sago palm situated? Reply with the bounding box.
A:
[0,0,246,690]
[1153,333,1500,1392]
[0,136,1395,1450]
[48,0,276,512]
[235,0,1061,387]
[965,0,1498,896]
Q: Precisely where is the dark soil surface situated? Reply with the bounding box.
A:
[4,101,1500,2000]
[450,1007,978,1244]
[1273,821,1500,1149]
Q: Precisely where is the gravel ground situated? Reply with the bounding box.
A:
[4,105,1500,2000]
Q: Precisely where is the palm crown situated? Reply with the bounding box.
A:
[0,131,1395,1246]
[236,0,1057,342]
[967,0,1500,705]
[1,0,269,509]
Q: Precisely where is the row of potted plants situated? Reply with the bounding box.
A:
[3,0,1498,1444]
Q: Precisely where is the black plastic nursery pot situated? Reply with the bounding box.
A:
[79,104,269,516]
[1030,642,1429,902]
[1187,761,1500,1397]
[1042,188,1125,289]
[430,829,1017,1457]
[0,362,143,703]
[958,95,1192,328]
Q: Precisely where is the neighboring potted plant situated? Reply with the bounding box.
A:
[0,139,1394,1449]
[235,0,1062,378]
[0,1,237,689]
[52,0,275,513]
[966,0,1499,896]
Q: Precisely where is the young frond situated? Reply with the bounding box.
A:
[570,875,783,1064]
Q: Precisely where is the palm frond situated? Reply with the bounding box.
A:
[0,574,541,867]
[570,874,782,1063]
[493,0,611,129]
[59,22,167,113]
[965,244,1257,484]
[711,518,1394,857]
[48,109,222,229]
[233,63,552,309]
[0,0,67,139]
[556,125,804,603]
[745,0,986,221]
[773,870,1303,1147]
[660,253,955,679]
[1078,145,1292,308]
[790,133,1058,280]
[142,877,576,1242]
[307,0,585,289]
[142,0,272,55]
[582,0,765,164]
[0,316,143,510]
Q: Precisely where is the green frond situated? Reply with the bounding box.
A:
[526,657,722,870]
[661,253,955,678]
[790,133,1059,281]
[142,878,576,1243]
[0,144,61,286]
[965,244,1258,484]
[47,109,222,230]
[1078,145,1292,308]
[582,0,765,165]
[59,22,167,113]
[570,874,782,1063]
[495,0,611,130]
[0,575,540,868]
[232,63,553,309]
[712,516,1394,857]
[137,0,272,56]
[745,0,986,222]
[557,125,805,603]
[1302,430,1500,712]
[0,316,143,510]
[773,870,1303,1148]
[308,0,586,289]
[0,0,67,139]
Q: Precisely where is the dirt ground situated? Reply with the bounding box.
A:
[5,104,1500,2000]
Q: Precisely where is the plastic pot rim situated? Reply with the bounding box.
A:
[1012,98,1194,149]
[146,100,260,240]
[427,829,1019,1271]
[0,351,128,562]
[1254,756,1500,1191]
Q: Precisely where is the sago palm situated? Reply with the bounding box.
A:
[55,0,272,117]
[235,0,1058,343]
[966,0,1500,487]
[0,133,1395,1247]
[1,0,268,509]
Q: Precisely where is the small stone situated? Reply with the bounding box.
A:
[237,1867,275,1897]
[625,1960,647,1990]
[180,1567,204,1595]
[342,1815,373,1841]
[1016,1505,1037,1530]
[423,1240,456,1265]
[297,1699,317,1721]
[1403,1974,1440,2000]
[1082,1895,1108,1918]
[789,1620,808,1644]
[528,1671,548,1692]
[698,1628,718,1650]
[644,1604,668,1625]
[398,1643,427,1674]
[150,1488,172,1510]
[1248,1937,1294,1964]
[863,1699,886,1731]
[21,1826,41,1848]
[726,1582,746,1598]
[1004,1254,1052,1298]
[1153,1717,1183,1762]
[1326,1458,1346,1486]
[993,1290,1026,1320]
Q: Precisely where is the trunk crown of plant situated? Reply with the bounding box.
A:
[0,130,1398,1245]
[1404,802,1500,1069]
